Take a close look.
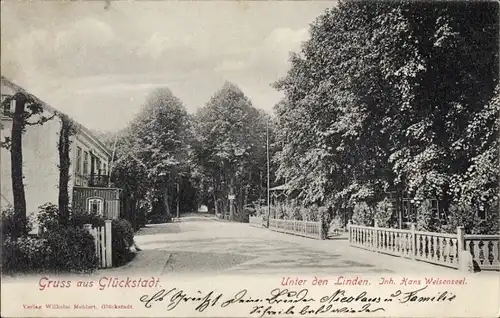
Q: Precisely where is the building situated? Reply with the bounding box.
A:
[0,77,121,233]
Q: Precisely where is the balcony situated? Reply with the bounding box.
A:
[87,174,111,188]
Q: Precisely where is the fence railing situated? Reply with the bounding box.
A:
[84,220,112,268]
[248,216,323,239]
[464,235,500,270]
[268,218,322,239]
[349,223,499,272]
[249,216,263,227]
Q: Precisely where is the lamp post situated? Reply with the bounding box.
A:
[266,118,270,228]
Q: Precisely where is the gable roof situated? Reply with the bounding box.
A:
[1,76,112,157]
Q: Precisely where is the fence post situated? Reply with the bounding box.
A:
[374,221,379,251]
[304,219,308,235]
[319,219,323,240]
[457,226,472,273]
[457,226,464,252]
[410,223,416,260]
[347,220,352,244]
[105,220,113,268]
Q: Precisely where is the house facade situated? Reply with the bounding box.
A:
[0,77,121,233]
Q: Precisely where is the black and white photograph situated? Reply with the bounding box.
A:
[0,0,499,317]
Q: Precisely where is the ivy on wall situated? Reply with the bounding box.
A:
[57,114,77,225]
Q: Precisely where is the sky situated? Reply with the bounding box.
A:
[1,0,336,132]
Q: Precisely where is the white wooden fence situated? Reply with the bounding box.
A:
[84,220,113,268]
[249,216,322,239]
[249,216,263,227]
[349,223,500,272]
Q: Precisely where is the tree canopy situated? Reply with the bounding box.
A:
[272,0,499,225]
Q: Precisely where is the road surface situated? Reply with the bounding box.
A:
[101,213,457,276]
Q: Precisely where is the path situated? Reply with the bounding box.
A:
[99,213,458,276]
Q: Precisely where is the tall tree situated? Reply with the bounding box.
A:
[111,87,192,224]
[193,82,273,220]
[1,92,55,236]
[57,114,76,225]
[273,0,498,225]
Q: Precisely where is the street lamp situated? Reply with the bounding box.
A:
[266,118,270,228]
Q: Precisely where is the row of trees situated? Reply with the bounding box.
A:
[271,1,499,233]
[102,82,276,227]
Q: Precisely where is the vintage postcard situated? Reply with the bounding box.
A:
[1,0,499,317]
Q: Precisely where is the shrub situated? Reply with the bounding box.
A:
[255,205,267,217]
[442,202,499,235]
[275,205,287,219]
[300,206,310,221]
[415,199,443,232]
[374,198,394,228]
[240,206,254,223]
[351,202,375,226]
[1,206,33,238]
[287,204,302,220]
[41,226,98,272]
[1,236,51,273]
[37,203,60,232]
[2,226,98,273]
[2,203,99,274]
[70,209,105,228]
[112,219,135,266]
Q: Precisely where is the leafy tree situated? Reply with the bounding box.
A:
[273,0,498,232]
[111,88,192,226]
[1,91,55,237]
[193,82,274,220]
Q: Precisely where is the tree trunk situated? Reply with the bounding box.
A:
[58,118,71,225]
[11,94,27,237]
[229,175,235,221]
[244,171,251,208]
[164,186,170,216]
[212,174,218,215]
[176,180,180,218]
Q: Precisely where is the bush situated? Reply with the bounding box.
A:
[374,198,394,228]
[287,204,302,220]
[70,210,105,228]
[442,202,499,235]
[239,206,254,223]
[255,205,268,217]
[416,199,443,232]
[41,226,98,272]
[300,206,310,221]
[112,219,135,266]
[276,205,287,219]
[37,203,59,231]
[1,206,33,238]
[2,203,99,274]
[2,226,98,273]
[352,202,375,226]
[1,236,51,273]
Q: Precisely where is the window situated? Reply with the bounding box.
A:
[477,206,487,220]
[87,198,104,216]
[103,163,107,176]
[76,147,82,174]
[431,199,446,221]
[1,94,15,116]
[401,199,417,223]
[96,158,101,175]
[83,151,89,175]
